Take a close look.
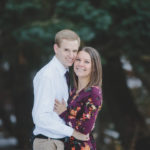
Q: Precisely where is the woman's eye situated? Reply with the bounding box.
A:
[85,61,89,64]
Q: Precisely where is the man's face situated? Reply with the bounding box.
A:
[54,39,80,68]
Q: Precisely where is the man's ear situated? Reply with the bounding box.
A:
[54,44,58,54]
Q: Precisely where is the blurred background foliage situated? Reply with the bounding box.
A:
[0,0,150,150]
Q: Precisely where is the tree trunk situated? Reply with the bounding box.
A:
[102,55,148,150]
[12,63,34,149]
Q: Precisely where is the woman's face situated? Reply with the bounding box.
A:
[74,51,92,80]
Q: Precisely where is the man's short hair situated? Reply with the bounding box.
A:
[55,29,80,47]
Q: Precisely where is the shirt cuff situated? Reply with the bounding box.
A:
[63,124,74,137]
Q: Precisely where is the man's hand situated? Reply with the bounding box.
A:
[54,99,67,115]
[72,130,89,141]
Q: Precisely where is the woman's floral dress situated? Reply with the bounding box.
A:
[59,86,103,150]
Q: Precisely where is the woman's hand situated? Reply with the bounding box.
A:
[54,99,67,115]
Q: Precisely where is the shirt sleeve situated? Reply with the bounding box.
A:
[32,74,74,137]
[60,87,102,134]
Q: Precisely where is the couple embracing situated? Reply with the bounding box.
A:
[32,29,103,150]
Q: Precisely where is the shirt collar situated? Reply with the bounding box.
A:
[53,56,69,76]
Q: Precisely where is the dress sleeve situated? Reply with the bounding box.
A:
[60,87,103,134]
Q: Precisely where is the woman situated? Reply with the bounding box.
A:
[54,47,103,150]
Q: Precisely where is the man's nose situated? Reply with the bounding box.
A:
[69,51,74,58]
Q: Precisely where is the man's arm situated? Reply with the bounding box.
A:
[32,75,74,137]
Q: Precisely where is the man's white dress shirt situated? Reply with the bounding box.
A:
[32,56,73,138]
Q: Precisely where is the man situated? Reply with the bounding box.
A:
[32,29,88,150]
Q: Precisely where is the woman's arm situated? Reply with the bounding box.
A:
[54,99,89,141]
[55,87,103,134]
